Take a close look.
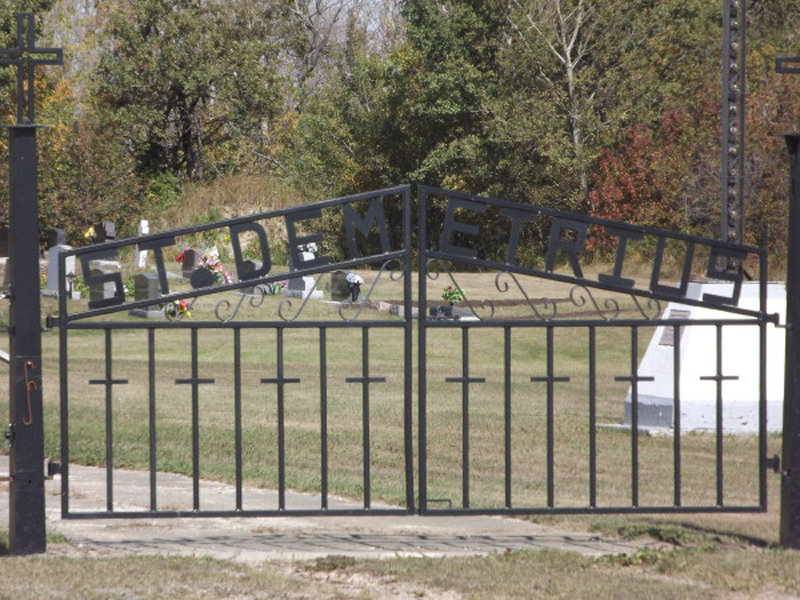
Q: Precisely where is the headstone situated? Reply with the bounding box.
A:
[128,273,164,318]
[181,248,202,278]
[89,266,118,304]
[135,220,149,269]
[44,244,79,299]
[284,248,323,300]
[624,281,785,433]
[95,220,116,243]
[190,266,217,289]
[330,270,351,301]
[240,259,263,296]
[0,227,8,257]
[47,228,67,248]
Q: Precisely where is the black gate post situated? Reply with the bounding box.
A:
[781,133,800,548]
[6,123,46,555]
[1,12,62,555]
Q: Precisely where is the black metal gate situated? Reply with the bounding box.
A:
[417,186,775,516]
[57,186,415,518]
[55,185,776,519]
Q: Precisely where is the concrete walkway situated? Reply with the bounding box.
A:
[0,457,655,561]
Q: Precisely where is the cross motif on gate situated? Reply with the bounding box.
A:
[777,56,800,74]
[0,13,63,124]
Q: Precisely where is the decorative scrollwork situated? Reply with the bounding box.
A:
[426,259,494,321]
[214,286,270,322]
[277,273,325,322]
[338,259,404,322]
[631,295,662,321]
[569,285,620,321]
[495,272,556,321]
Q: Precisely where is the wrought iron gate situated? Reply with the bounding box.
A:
[417,186,776,515]
[57,186,414,518]
[55,185,776,519]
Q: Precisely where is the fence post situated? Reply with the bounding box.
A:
[6,124,46,555]
[781,133,800,548]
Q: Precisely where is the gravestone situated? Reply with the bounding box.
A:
[128,273,164,318]
[190,266,217,289]
[240,259,264,296]
[95,220,116,243]
[330,270,351,301]
[284,247,323,300]
[47,227,66,248]
[181,248,202,278]
[624,281,785,433]
[44,243,79,299]
[89,265,118,304]
[135,220,149,268]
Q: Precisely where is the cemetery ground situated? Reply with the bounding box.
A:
[1,265,800,597]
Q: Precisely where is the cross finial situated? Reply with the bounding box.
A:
[0,13,63,125]
[777,56,800,74]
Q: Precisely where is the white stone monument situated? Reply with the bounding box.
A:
[135,219,149,268]
[624,281,785,433]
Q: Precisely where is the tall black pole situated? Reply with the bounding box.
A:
[6,124,45,555]
[781,133,800,548]
[0,12,62,556]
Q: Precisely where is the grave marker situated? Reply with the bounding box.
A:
[128,273,164,318]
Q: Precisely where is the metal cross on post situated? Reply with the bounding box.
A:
[0,13,62,556]
[0,12,62,124]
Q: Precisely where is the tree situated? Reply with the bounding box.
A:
[92,0,281,180]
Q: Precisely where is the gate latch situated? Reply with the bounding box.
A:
[766,455,783,474]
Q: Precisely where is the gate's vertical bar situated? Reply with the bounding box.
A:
[546,326,555,508]
[7,124,46,553]
[277,327,286,511]
[148,328,157,511]
[673,324,682,506]
[234,328,243,511]
[402,186,415,513]
[631,326,639,507]
[781,133,800,548]
[462,326,470,509]
[320,327,328,510]
[504,326,512,509]
[759,251,768,510]
[715,324,725,506]
[362,327,371,509]
[104,329,114,511]
[59,251,69,518]
[418,188,428,512]
[191,327,200,511]
[589,326,597,508]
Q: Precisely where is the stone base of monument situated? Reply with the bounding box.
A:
[623,281,785,434]
[282,275,323,300]
[128,306,165,319]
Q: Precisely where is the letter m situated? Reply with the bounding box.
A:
[343,198,392,258]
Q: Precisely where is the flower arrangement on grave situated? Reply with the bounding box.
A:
[441,285,465,305]
[266,280,288,295]
[166,299,191,319]
[346,272,364,301]
[83,225,96,241]
[175,247,233,285]
[201,248,233,285]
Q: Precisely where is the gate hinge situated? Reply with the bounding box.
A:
[766,455,783,474]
